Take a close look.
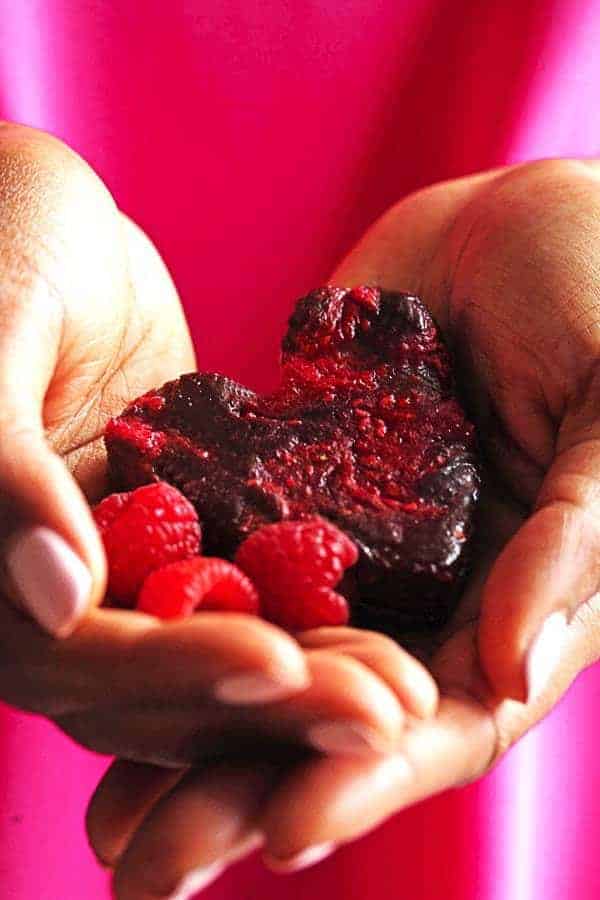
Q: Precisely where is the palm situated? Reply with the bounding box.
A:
[47,215,196,504]
[304,158,600,800]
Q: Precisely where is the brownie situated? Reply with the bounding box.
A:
[105,286,481,633]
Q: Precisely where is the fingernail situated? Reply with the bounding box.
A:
[307,720,385,756]
[215,673,300,705]
[168,834,263,899]
[526,609,569,703]
[406,671,439,719]
[168,862,225,900]
[267,842,337,873]
[226,831,264,862]
[5,526,91,637]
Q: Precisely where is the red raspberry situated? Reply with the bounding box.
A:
[137,557,259,619]
[235,516,357,631]
[93,482,201,605]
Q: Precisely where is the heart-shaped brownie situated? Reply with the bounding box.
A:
[105,286,481,633]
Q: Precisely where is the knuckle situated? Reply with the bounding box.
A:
[449,158,600,349]
[466,157,600,246]
[499,157,593,198]
[0,122,103,211]
[0,123,120,298]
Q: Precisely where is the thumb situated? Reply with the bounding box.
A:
[478,424,600,704]
[0,288,106,637]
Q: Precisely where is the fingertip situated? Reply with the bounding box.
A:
[477,494,599,703]
[476,510,560,703]
[477,606,527,702]
[80,503,108,609]
[4,525,93,637]
[479,599,574,707]
[304,651,406,750]
[263,842,337,873]
[222,617,311,697]
[56,476,107,615]
[214,672,308,705]
[383,646,440,719]
[0,446,108,631]
[259,621,311,674]
[301,629,439,720]
[307,720,390,756]
[260,754,412,862]
[412,674,440,719]
[86,761,182,872]
[524,608,569,705]
[138,614,311,705]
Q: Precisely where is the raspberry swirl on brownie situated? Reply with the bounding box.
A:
[105,286,481,635]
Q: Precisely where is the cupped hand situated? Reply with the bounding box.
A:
[87,159,600,899]
[0,123,436,778]
[256,158,600,860]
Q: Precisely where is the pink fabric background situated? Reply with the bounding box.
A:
[0,1,600,897]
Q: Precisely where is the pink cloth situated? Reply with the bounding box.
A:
[0,1,599,897]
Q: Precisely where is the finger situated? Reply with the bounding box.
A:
[112,765,270,900]
[0,604,310,716]
[86,761,185,868]
[260,694,495,867]
[59,648,407,763]
[5,602,411,767]
[0,122,147,634]
[166,834,264,900]
[126,613,311,707]
[259,649,406,756]
[56,643,407,765]
[88,750,306,872]
[479,435,600,702]
[89,649,406,762]
[298,627,439,718]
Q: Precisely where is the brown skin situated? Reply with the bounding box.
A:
[90,158,600,899]
[3,123,600,895]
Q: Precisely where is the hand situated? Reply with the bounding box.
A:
[86,625,435,900]
[87,159,600,898]
[0,123,435,774]
[256,158,600,857]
